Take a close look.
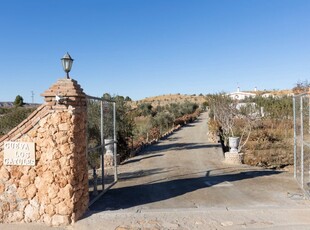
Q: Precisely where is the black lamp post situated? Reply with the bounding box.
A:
[61,52,74,79]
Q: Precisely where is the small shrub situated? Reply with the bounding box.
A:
[0,107,36,135]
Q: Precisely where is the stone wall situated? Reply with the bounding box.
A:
[0,78,89,226]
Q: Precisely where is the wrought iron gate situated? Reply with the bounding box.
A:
[86,95,118,206]
[293,93,310,197]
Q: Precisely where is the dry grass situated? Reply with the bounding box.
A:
[240,118,294,168]
[129,94,206,108]
[244,89,293,96]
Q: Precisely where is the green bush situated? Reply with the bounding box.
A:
[133,101,200,145]
[243,95,293,119]
[14,95,24,107]
[0,107,36,135]
[151,111,175,134]
[87,94,135,162]
[138,103,153,116]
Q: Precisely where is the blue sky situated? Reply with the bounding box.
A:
[0,0,309,103]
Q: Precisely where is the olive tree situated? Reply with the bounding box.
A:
[14,95,24,107]
[207,94,256,152]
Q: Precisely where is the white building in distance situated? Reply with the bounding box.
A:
[228,87,257,100]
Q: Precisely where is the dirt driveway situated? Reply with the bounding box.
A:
[2,112,310,229]
[78,112,310,229]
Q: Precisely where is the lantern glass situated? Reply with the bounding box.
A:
[61,53,74,78]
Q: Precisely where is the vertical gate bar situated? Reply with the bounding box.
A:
[306,94,310,192]
[113,102,118,182]
[309,96,310,191]
[86,99,89,165]
[101,100,105,190]
[86,99,90,198]
[293,96,297,179]
[301,96,304,188]
[309,96,310,135]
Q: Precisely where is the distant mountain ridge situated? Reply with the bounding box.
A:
[0,102,14,107]
[0,102,40,108]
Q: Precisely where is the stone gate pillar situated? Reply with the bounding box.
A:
[40,78,89,224]
[0,78,89,226]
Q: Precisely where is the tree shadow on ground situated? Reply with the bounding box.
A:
[121,154,164,165]
[167,137,181,141]
[143,142,221,154]
[88,169,282,212]
[118,167,176,180]
[88,167,176,204]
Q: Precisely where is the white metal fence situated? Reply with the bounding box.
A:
[293,93,310,197]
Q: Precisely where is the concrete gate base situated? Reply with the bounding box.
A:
[224,152,244,165]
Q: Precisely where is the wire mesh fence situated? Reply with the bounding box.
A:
[294,94,310,197]
[86,96,118,206]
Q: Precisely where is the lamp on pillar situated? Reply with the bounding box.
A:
[61,52,74,79]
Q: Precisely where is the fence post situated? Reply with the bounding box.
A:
[113,102,118,182]
[300,96,304,188]
[100,100,105,190]
[293,96,297,179]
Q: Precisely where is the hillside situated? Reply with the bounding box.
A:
[130,94,206,108]
[245,89,293,96]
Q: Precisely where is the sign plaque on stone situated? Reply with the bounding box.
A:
[4,141,36,166]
